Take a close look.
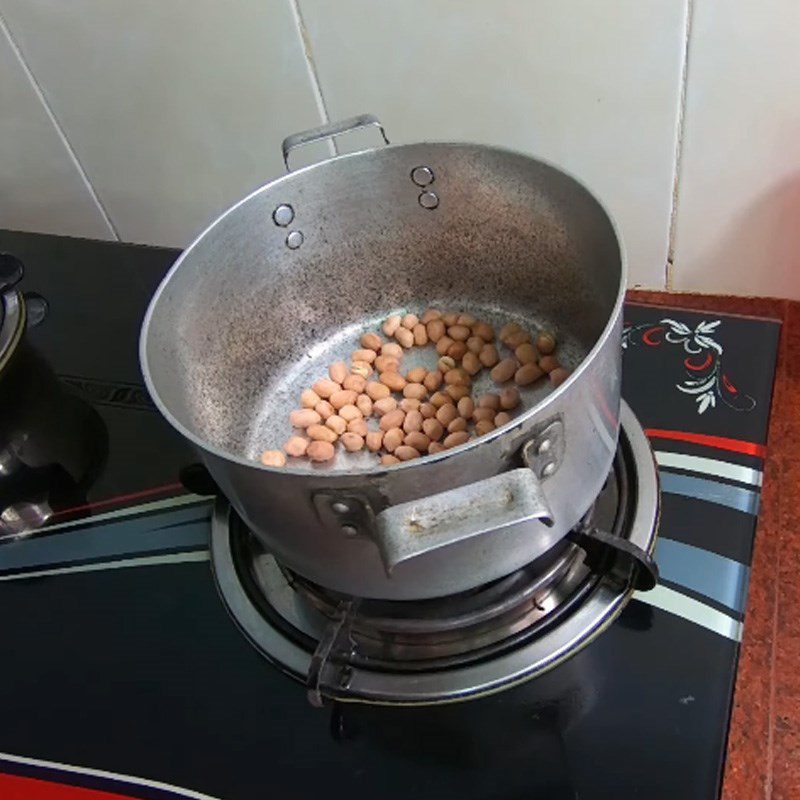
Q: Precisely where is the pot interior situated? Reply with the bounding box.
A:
[142,143,622,472]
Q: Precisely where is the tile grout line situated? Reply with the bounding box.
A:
[0,12,121,241]
[288,0,337,158]
[665,0,695,291]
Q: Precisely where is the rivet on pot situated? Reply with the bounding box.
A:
[272,204,294,226]
[331,501,350,515]
[542,462,557,478]
[286,230,304,249]
[537,439,551,455]
[410,166,435,187]
[418,191,439,210]
[341,524,359,538]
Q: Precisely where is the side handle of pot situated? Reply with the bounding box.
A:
[281,114,389,171]
[373,464,554,576]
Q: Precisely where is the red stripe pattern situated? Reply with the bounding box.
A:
[0,772,139,800]
[645,428,767,458]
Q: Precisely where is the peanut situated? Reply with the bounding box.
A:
[479,393,501,410]
[404,382,427,400]
[539,355,560,373]
[448,416,467,434]
[380,371,406,392]
[422,418,444,440]
[420,402,436,419]
[400,398,421,412]
[457,313,476,326]
[338,404,362,422]
[313,378,340,399]
[447,341,468,360]
[499,322,521,343]
[430,391,450,408]
[421,309,442,323]
[407,367,427,384]
[330,389,358,410]
[443,431,469,449]
[473,407,496,423]
[491,358,517,383]
[383,427,404,452]
[423,370,443,392]
[382,342,404,359]
[446,385,470,401]
[515,362,545,386]
[550,367,571,387]
[457,396,475,419]
[325,415,347,435]
[352,348,377,364]
[403,409,423,433]
[307,424,337,443]
[506,329,532,348]
[401,313,419,330]
[427,319,446,342]
[380,408,406,432]
[315,400,335,420]
[382,317,401,337]
[395,445,420,461]
[260,449,286,467]
[307,440,335,462]
[356,394,373,417]
[494,411,512,426]
[329,361,348,384]
[301,389,321,409]
[381,453,400,465]
[428,441,445,454]
[500,387,521,410]
[448,324,471,342]
[374,355,400,373]
[435,335,454,355]
[394,327,414,348]
[347,417,368,436]
[343,374,367,393]
[366,431,384,452]
[462,351,481,376]
[444,368,470,387]
[341,432,364,452]
[472,321,494,342]
[479,344,499,368]
[290,408,322,428]
[362,331,384,351]
[373,397,398,416]
[442,312,459,326]
[436,403,458,427]
[351,360,373,378]
[515,343,538,364]
[475,419,496,436]
[404,431,430,452]
[466,336,485,354]
[536,331,557,355]
[283,436,309,457]
[366,381,390,401]
[438,355,457,373]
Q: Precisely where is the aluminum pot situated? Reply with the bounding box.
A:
[140,115,625,600]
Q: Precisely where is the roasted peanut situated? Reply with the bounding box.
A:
[347,417,368,436]
[362,331,384,351]
[478,393,501,410]
[466,336,485,354]
[430,391,450,408]
[515,363,544,386]
[395,445,421,461]
[329,361,348,384]
[457,396,475,419]
[380,408,406,432]
[475,419,496,436]
[338,404,361,422]
[438,355,456,373]
[366,381,390,400]
[325,415,347,436]
[301,389,321,409]
[472,321,495,342]
[351,360,373,378]
[404,431,430,452]
[381,453,400,465]
[479,344,500,368]
[448,416,467,434]
[382,342,404,359]
[550,367,571,387]
[447,341,468,360]
[307,440,335,462]
[442,312,459,326]
[260,449,286,467]
[407,366,427,384]
[536,331,557,355]
[446,385,470,401]
[473,407,496,423]
[428,441,446,454]
[403,382,427,400]
[403,409,423,433]
[457,313,476,326]
[436,403,459,427]
[427,319,446,342]
[515,343,538,364]
[500,387,521,410]
[383,427,404,452]
[423,370,443,392]
[399,398,421,412]
[444,368,470,386]
[435,335,454,355]
[373,396,398,416]
[352,348,377,364]
[290,408,321,428]
[382,316,401,337]
[499,322,521,342]
[341,432,365,452]
[494,411,512,427]
[462,351,481,376]
[420,402,436,419]
[366,431,384,452]
[307,424,337,443]
[374,355,400,373]
[394,327,414,348]
[313,378,340,399]
[343,374,367,393]
[491,358,517,383]
[401,313,419,330]
[356,394,373,417]
[448,324,471,342]
[315,400,335,420]
[380,371,406,392]
[283,436,309,457]
[506,330,532,348]
[443,431,469,448]
[421,308,442,324]
[330,389,358,410]
[422,418,444,440]
[539,355,560,373]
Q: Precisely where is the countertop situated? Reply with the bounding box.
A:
[630,291,796,800]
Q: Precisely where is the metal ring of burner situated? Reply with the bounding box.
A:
[210,401,659,705]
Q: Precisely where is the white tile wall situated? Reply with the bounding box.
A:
[297,0,689,289]
[0,0,324,248]
[0,16,112,240]
[671,1,800,299]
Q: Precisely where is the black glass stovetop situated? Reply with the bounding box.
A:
[0,230,780,800]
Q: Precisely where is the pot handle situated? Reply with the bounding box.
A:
[281,114,389,171]
[373,460,555,576]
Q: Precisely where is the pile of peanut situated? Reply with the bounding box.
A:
[260,310,570,467]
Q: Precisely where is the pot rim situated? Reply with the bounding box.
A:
[140,141,627,477]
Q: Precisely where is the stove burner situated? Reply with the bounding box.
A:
[211,401,659,706]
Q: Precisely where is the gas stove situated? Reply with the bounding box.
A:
[0,229,780,800]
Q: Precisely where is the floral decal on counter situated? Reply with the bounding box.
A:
[623,318,756,414]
